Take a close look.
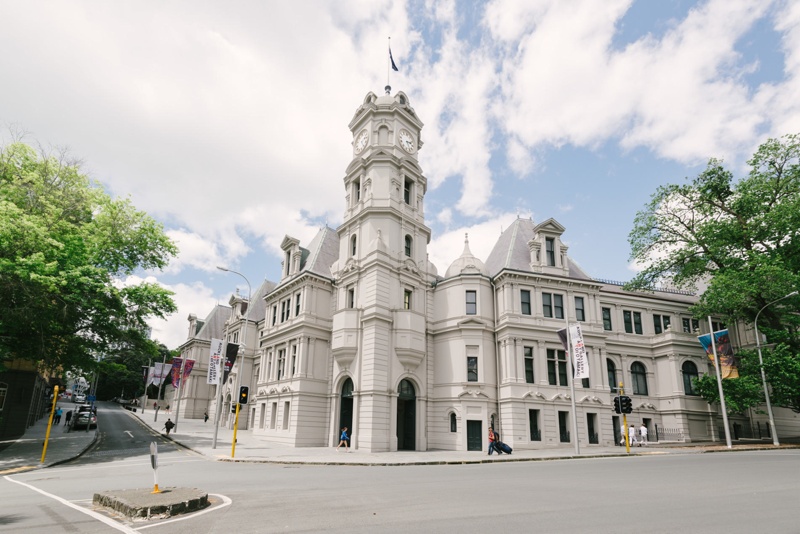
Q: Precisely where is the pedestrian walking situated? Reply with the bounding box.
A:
[628,424,638,446]
[54,407,62,425]
[639,423,648,446]
[153,401,158,411]
[488,426,500,455]
[163,418,175,435]
[165,404,170,413]
[204,411,209,423]
[64,410,73,426]
[336,427,349,452]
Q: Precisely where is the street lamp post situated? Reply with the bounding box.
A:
[213,266,252,450]
[754,290,798,447]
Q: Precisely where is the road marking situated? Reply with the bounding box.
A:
[134,493,232,530]
[4,474,139,533]
[125,431,134,438]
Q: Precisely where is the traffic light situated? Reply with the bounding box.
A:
[620,395,633,414]
[239,386,249,405]
[613,396,621,414]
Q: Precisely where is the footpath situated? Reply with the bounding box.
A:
[4,403,797,475]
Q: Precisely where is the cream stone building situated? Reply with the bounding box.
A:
[176,88,795,452]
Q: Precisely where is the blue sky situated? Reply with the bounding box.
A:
[1,0,798,349]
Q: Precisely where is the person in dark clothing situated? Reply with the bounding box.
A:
[163,419,175,435]
[64,410,73,426]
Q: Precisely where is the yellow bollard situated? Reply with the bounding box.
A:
[41,385,59,463]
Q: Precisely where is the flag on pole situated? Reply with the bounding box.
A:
[697,329,739,379]
[207,338,224,385]
[223,343,239,384]
[170,358,195,388]
[389,46,399,72]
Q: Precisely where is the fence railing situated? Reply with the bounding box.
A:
[654,426,686,442]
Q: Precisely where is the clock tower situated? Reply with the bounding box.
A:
[330,90,434,452]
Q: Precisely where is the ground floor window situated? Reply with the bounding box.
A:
[528,409,541,441]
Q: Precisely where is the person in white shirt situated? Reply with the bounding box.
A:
[639,423,648,446]
[628,424,638,446]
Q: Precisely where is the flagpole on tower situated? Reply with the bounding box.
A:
[387,36,399,94]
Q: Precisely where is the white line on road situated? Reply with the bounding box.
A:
[125,431,134,438]
[4,474,139,534]
[134,493,232,530]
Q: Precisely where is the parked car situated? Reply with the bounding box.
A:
[70,410,97,430]
[73,394,86,403]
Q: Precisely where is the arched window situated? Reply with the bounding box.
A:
[450,412,457,432]
[631,362,648,395]
[682,361,699,395]
[399,379,415,398]
[606,359,617,392]
[404,235,412,257]
[341,377,353,397]
[350,235,357,257]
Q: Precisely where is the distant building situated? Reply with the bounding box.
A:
[175,88,792,451]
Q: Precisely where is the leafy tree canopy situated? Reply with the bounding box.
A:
[0,141,178,374]
[627,133,800,412]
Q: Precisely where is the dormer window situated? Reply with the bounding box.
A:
[285,251,291,276]
[545,237,555,266]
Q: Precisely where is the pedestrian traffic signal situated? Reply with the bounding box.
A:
[613,396,621,414]
[620,395,633,414]
[239,386,249,405]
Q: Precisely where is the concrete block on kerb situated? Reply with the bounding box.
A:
[93,487,208,520]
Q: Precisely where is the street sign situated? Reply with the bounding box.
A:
[87,395,96,402]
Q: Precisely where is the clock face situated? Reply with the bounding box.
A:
[354,129,369,154]
[399,129,415,153]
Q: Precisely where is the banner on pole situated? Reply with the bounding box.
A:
[569,323,590,379]
[149,362,170,387]
[207,338,224,385]
[223,343,239,384]
[557,324,590,380]
[698,329,739,379]
[170,358,195,388]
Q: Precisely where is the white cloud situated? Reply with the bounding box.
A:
[147,280,223,348]
[429,212,526,273]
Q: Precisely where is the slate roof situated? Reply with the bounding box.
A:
[484,218,593,280]
[301,225,340,279]
[194,304,231,341]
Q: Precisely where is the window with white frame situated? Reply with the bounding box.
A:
[547,348,568,386]
[545,237,556,266]
[466,290,477,315]
[404,289,412,310]
[524,346,534,383]
[521,290,531,315]
[631,361,648,395]
[653,314,671,334]
[575,297,585,321]
[602,307,613,331]
[623,310,643,334]
[542,293,564,319]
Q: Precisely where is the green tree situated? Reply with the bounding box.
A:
[0,141,178,374]
[628,133,800,412]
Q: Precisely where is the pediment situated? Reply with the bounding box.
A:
[281,235,301,250]
[456,317,489,328]
[534,218,566,235]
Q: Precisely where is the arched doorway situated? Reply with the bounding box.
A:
[397,379,416,450]
[339,378,354,440]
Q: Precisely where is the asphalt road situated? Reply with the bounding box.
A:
[68,402,181,466]
[1,429,798,533]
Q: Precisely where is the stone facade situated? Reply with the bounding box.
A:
[176,89,797,451]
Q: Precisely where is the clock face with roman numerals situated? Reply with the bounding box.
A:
[354,129,369,154]
[399,129,415,153]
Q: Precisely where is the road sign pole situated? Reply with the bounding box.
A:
[150,442,160,493]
